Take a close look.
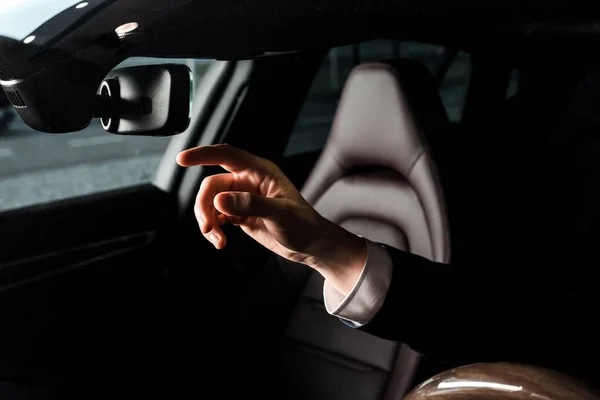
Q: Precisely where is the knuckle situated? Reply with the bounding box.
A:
[194,203,203,220]
[239,192,253,208]
[263,159,278,171]
[199,175,215,191]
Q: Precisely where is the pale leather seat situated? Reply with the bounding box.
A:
[281,60,452,400]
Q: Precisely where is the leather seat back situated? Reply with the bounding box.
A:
[282,60,451,400]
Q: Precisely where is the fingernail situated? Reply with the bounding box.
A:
[209,233,219,247]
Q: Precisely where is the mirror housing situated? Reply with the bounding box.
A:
[94,64,192,136]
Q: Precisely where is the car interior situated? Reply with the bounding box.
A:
[1,1,600,399]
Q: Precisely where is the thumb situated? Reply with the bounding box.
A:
[214,191,289,219]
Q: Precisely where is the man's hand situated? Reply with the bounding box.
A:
[176,144,366,295]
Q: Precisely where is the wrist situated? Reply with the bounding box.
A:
[304,217,367,295]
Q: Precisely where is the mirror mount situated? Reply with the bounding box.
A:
[92,79,153,133]
[92,63,192,136]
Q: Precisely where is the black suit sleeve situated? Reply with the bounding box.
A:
[358,245,589,366]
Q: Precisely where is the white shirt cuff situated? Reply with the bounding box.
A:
[323,238,393,327]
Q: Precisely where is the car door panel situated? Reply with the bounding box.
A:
[0,184,177,382]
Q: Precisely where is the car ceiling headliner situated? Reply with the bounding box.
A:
[114,0,600,58]
[0,0,597,134]
[0,0,599,83]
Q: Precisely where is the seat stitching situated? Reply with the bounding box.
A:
[406,149,426,178]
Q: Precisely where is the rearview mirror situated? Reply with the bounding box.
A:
[94,64,192,136]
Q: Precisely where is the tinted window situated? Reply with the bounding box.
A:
[0,58,214,211]
[285,40,472,157]
[506,68,520,99]
[439,50,472,122]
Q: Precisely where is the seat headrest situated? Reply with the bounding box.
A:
[302,59,449,203]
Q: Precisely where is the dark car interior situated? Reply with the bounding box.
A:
[1,0,600,398]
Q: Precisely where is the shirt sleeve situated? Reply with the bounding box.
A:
[323,238,393,327]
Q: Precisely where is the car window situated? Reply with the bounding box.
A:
[506,68,520,99]
[438,50,472,122]
[0,58,213,212]
[285,40,472,157]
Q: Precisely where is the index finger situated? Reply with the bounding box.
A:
[176,144,260,173]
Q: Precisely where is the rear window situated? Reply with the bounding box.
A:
[285,39,472,157]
